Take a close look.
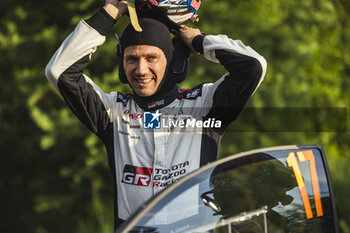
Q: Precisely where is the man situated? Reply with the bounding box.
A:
[45,0,266,229]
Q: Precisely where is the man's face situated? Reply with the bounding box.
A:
[123,45,167,97]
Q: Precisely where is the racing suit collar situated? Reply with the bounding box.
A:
[132,85,178,111]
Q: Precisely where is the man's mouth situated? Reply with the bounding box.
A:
[136,78,153,84]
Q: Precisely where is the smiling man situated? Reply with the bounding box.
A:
[124,45,167,96]
[45,0,266,230]
[120,17,173,98]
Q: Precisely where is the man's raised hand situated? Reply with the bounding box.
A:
[179,26,202,54]
[104,0,128,20]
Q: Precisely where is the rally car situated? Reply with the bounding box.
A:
[115,145,338,233]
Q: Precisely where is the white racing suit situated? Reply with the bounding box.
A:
[45,9,266,228]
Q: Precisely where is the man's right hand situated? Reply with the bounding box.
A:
[104,0,128,20]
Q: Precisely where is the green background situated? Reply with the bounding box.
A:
[0,0,349,232]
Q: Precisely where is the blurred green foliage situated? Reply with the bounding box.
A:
[0,0,349,232]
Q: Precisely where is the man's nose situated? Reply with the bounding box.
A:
[135,59,148,76]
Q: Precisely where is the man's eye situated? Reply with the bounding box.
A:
[126,57,138,63]
[147,56,157,62]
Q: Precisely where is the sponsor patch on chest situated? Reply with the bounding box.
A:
[121,161,190,188]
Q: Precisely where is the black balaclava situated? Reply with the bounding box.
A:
[119,18,178,110]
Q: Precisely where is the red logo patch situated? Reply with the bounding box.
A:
[123,110,143,119]
[122,165,153,187]
[191,0,201,11]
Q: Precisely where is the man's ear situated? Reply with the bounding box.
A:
[116,46,128,84]
[115,34,128,83]
[172,36,190,83]
[118,56,128,84]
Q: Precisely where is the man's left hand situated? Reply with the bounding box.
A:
[179,26,202,54]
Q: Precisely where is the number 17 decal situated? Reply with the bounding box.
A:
[287,150,324,219]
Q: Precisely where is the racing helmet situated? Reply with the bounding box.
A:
[140,0,201,25]
[134,0,202,31]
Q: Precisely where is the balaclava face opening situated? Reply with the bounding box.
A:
[119,18,176,99]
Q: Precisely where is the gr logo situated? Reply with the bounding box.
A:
[121,165,153,187]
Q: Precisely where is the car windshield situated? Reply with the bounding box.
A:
[118,146,337,233]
